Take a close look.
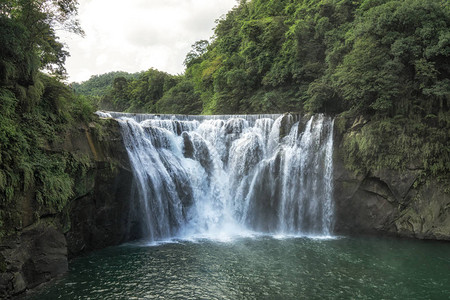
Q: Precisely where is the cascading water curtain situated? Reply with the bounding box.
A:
[98,112,335,240]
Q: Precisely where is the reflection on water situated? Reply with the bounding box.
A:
[28,236,450,299]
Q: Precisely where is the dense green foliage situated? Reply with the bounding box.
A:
[77,0,449,116]
[72,71,141,97]
[0,0,94,239]
[75,69,184,113]
[75,0,448,183]
[71,71,141,110]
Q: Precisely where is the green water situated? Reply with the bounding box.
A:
[28,236,450,299]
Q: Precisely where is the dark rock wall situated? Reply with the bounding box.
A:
[0,225,68,296]
[0,117,138,298]
[333,123,450,240]
[64,119,139,257]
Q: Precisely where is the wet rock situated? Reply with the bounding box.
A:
[182,132,194,159]
[333,173,398,234]
[334,168,449,240]
[371,168,419,204]
[65,117,138,257]
[0,116,137,298]
[12,272,26,295]
[360,176,396,203]
[66,161,135,257]
[183,132,214,177]
[229,133,264,178]
[174,120,183,135]
[224,118,246,134]
[193,139,214,176]
[333,117,449,240]
[279,113,294,139]
[0,225,68,297]
[394,182,450,240]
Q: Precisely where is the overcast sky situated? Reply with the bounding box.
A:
[60,0,238,83]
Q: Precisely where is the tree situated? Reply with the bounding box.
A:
[184,40,209,68]
[156,80,202,114]
[333,0,450,117]
[0,0,84,79]
[0,0,91,240]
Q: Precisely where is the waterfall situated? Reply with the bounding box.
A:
[98,111,335,240]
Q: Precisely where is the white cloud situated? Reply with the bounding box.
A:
[61,0,237,82]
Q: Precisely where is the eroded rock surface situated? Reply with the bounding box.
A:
[0,225,68,297]
[333,121,449,240]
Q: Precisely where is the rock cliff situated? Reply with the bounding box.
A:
[333,118,450,240]
[0,117,136,298]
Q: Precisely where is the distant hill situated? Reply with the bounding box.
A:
[72,71,142,98]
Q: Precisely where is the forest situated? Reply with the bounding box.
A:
[77,0,449,181]
[0,0,95,238]
[0,0,449,239]
[81,0,449,117]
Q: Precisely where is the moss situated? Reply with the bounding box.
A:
[341,115,450,188]
[91,118,115,141]
[35,158,74,213]
[0,74,97,240]
[67,153,95,198]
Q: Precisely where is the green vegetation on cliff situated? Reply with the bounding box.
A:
[0,0,95,239]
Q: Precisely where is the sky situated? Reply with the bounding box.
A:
[60,0,238,83]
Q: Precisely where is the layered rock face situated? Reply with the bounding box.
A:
[0,225,67,296]
[0,118,135,297]
[333,120,450,240]
[64,119,137,257]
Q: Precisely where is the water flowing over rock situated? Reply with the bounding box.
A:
[99,112,335,240]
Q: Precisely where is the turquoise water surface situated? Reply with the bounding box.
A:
[28,235,450,299]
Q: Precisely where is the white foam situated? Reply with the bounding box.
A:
[107,112,336,241]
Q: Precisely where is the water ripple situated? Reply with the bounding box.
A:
[27,236,450,300]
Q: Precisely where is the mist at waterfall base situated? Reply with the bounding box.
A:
[28,113,450,299]
[104,112,336,242]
